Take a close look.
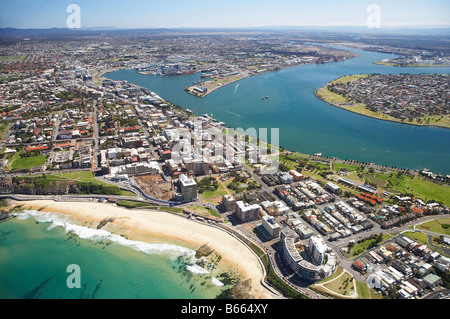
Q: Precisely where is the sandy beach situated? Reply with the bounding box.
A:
[9,199,276,299]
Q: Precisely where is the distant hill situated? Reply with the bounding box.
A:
[1,25,450,39]
[0,27,172,39]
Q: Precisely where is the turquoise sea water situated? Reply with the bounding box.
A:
[105,46,450,174]
[0,210,228,299]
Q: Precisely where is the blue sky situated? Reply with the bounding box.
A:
[0,0,449,29]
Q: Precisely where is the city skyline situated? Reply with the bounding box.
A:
[0,0,449,29]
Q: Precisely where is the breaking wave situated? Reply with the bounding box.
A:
[14,210,196,259]
[186,264,210,275]
[211,277,224,287]
[14,209,229,286]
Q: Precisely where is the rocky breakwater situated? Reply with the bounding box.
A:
[195,243,254,299]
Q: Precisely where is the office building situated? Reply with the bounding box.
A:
[308,236,328,266]
[235,201,260,223]
[261,215,281,239]
[221,195,237,211]
[179,174,197,201]
[325,182,341,194]
[289,169,304,181]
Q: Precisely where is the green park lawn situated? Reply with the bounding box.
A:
[405,178,450,206]
[312,266,382,299]
[0,55,27,62]
[333,162,360,172]
[117,200,152,208]
[188,205,222,219]
[331,74,370,84]
[361,172,388,188]
[282,154,449,207]
[347,233,396,259]
[416,218,450,236]
[402,231,429,245]
[358,171,450,206]
[199,178,229,199]
[10,155,47,170]
[49,170,98,183]
[355,280,383,299]
[158,206,184,215]
[324,273,356,297]
[0,123,10,141]
[21,171,136,197]
[200,187,229,199]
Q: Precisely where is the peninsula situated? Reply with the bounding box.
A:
[180,42,358,97]
[315,73,450,129]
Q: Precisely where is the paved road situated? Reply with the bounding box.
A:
[0,123,12,145]
[422,288,450,300]
[242,162,275,195]
[92,100,100,168]
[52,111,62,142]
[426,234,450,256]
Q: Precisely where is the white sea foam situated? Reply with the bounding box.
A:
[211,277,224,287]
[14,210,196,258]
[186,264,210,275]
[224,110,241,117]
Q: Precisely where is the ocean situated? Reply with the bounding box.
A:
[0,209,229,299]
[105,46,450,174]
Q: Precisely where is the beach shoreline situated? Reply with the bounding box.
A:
[8,199,276,299]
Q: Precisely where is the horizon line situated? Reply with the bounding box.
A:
[2,23,450,31]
